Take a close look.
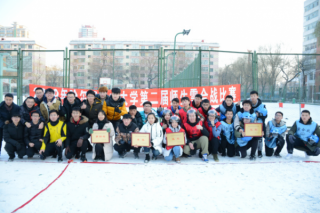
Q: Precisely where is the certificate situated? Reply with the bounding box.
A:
[91,130,110,143]
[166,132,185,146]
[131,133,151,147]
[244,123,263,137]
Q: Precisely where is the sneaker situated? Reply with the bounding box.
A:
[144,154,150,163]
[221,152,226,157]
[285,154,292,160]
[75,151,80,159]
[258,151,263,158]
[152,155,158,160]
[18,156,23,159]
[40,154,46,160]
[190,143,197,155]
[58,157,63,162]
[249,155,256,160]
[175,157,181,163]
[274,153,281,158]
[182,153,192,158]
[213,154,219,162]
[8,158,14,162]
[94,156,100,162]
[134,153,139,159]
[202,153,209,163]
[80,154,87,162]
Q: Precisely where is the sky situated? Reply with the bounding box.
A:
[0,0,305,66]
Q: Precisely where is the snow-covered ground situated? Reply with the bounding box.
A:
[1,103,320,212]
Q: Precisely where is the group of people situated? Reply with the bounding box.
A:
[0,86,319,163]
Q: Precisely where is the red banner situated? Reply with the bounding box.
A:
[29,84,241,107]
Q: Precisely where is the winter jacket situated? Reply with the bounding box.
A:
[34,96,43,106]
[40,97,62,123]
[43,120,67,150]
[24,120,44,147]
[163,125,186,157]
[3,122,25,146]
[158,105,181,117]
[91,121,115,161]
[249,98,268,123]
[140,121,164,154]
[198,105,213,121]
[190,100,201,110]
[288,117,320,152]
[266,119,287,138]
[115,122,139,144]
[183,117,209,144]
[234,121,253,147]
[130,112,143,130]
[215,101,240,119]
[139,109,159,125]
[95,93,109,105]
[0,101,20,128]
[19,99,45,125]
[204,119,221,141]
[104,95,127,121]
[61,96,82,122]
[234,108,257,131]
[81,98,103,127]
[65,116,90,147]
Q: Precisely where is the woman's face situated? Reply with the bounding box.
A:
[164,114,170,121]
[148,115,155,125]
[188,113,196,123]
[208,115,215,122]
[98,112,105,121]
[171,120,178,128]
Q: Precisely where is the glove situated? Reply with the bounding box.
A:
[157,105,163,113]
[119,139,125,145]
[277,136,285,146]
[115,107,121,113]
[106,128,110,133]
[65,146,70,156]
[15,143,22,151]
[288,135,296,143]
[308,138,317,147]
[89,128,93,134]
[77,138,84,147]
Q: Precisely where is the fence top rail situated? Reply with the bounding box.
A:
[21,50,64,52]
[69,49,160,52]
[164,49,254,54]
[257,53,320,56]
[0,50,19,52]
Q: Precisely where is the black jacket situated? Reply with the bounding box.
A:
[184,117,209,144]
[130,112,143,129]
[0,101,20,128]
[61,97,82,122]
[20,99,45,125]
[65,116,90,147]
[24,121,44,146]
[35,97,43,106]
[115,121,139,143]
[95,94,109,103]
[81,98,102,127]
[3,122,25,146]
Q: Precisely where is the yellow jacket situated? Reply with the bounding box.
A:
[42,120,67,150]
[104,96,128,121]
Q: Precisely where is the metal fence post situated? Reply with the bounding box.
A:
[199,48,202,86]
[252,51,258,91]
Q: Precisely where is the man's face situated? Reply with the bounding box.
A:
[31,113,40,123]
[225,98,233,106]
[188,113,196,122]
[143,104,152,113]
[202,103,210,110]
[35,89,44,99]
[243,103,251,112]
[4,97,13,106]
[67,94,76,104]
[275,113,283,122]
[99,91,107,99]
[243,118,251,124]
[26,98,35,108]
[12,116,20,123]
[172,101,179,109]
[87,94,95,102]
[129,109,137,116]
[112,93,120,101]
[49,112,59,122]
[72,110,81,120]
[226,111,233,120]
[301,112,310,123]
[46,92,54,101]
[194,97,202,105]
[208,114,216,122]
[182,100,190,107]
[123,118,131,126]
[250,94,258,103]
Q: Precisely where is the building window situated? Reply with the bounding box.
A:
[305,1,319,12]
[148,46,153,49]
[28,45,32,49]
[126,56,129,59]
[304,21,318,31]
[132,44,139,49]
[93,44,100,48]
[202,53,209,58]
[202,60,209,65]
[77,72,84,76]
[305,10,318,21]
[93,51,101,56]
[110,45,115,49]
[126,63,129,66]
[141,46,145,49]
[210,68,214,72]
[131,58,139,63]
[202,67,209,71]
[304,33,316,41]
[115,44,123,49]
[210,62,214,65]
[131,51,139,56]
[79,65,85,69]
[88,55,91,58]
[140,74,145,77]
[74,52,78,56]
[115,51,123,56]
[140,81,145,84]
[141,52,145,56]
[126,45,129,47]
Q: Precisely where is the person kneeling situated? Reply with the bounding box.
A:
[4,114,26,161]
[41,110,67,162]
[285,110,320,159]
[24,111,45,159]
[265,111,287,158]
[163,116,186,163]
[183,109,210,162]
[65,107,90,162]
[90,110,115,161]
[114,114,140,159]
[140,113,163,163]
[234,112,261,160]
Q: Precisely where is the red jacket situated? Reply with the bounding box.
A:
[204,120,221,140]
[165,127,185,150]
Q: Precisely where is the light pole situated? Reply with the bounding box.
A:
[172,29,190,79]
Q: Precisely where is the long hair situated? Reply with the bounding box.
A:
[96,110,110,123]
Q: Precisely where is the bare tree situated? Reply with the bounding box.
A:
[46,65,63,87]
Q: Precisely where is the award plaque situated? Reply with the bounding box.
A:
[91,130,110,143]
[244,123,263,137]
[131,133,151,147]
[166,132,185,146]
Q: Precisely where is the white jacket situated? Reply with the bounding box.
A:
[91,122,115,161]
[163,125,187,157]
[140,121,163,154]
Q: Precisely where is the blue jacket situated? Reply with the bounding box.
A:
[0,101,21,128]
[139,109,159,125]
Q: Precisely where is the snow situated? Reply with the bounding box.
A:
[1,103,320,212]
